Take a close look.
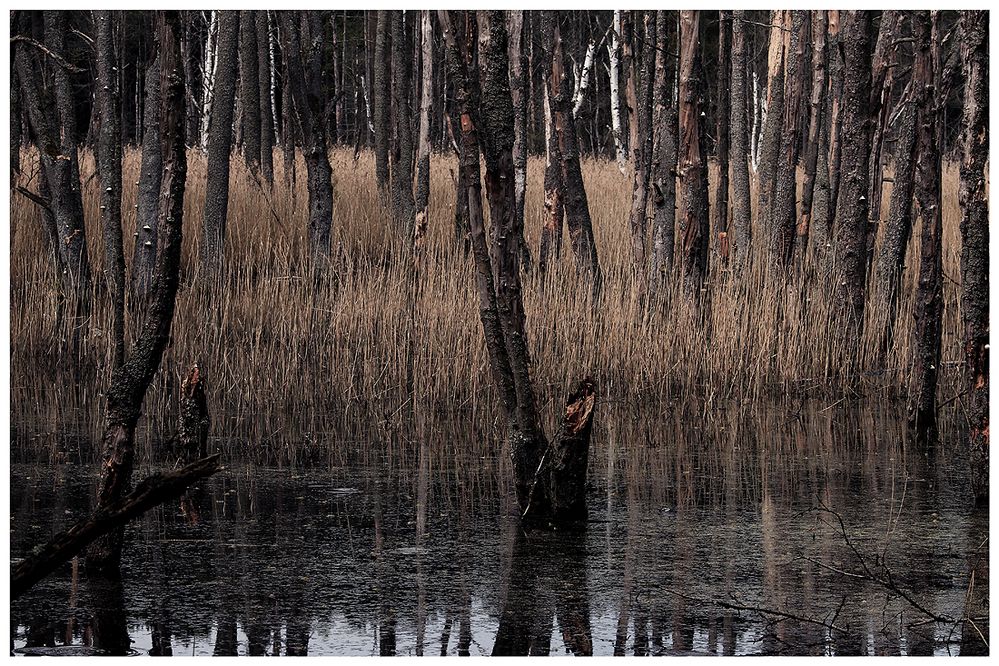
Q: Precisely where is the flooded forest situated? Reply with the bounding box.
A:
[8,8,991,656]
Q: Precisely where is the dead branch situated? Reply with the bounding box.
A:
[10,35,85,73]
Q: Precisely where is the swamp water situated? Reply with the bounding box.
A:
[9,404,989,656]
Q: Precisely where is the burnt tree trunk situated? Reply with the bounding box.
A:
[199,10,239,277]
[133,52,162,300]
[833,11,873,336]
[958,10,989,505]
[627,11,655,285]
[238,10,261,174]
[650,11,678,288]
[373,11,391,197]
[677,10,709,297]
[544,11,602,298]
[713,11,730,266]
[95,11,125,369]
[907,11,942,440]
[728,11,751,271]
[87,10,188,574]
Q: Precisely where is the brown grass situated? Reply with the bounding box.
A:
[9,147,968,463]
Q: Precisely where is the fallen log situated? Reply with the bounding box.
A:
[11,454,222,600]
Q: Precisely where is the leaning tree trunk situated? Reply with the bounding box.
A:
[907,11,942,440]
[626,11,655,286]
[650,11,678,289]
[87,10,188,574]
[199,10,239,277]
[545,11,602,298]
[95,11,125,369]
[957,10,989,505]
[373,11,391,197]
[238,10,261,174]
[133,53,162,300]
[833,11,874,338]
[713,11,730,266]
[677,10,709,298]
[728,10,751,272]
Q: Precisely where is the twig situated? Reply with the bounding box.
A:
[663,588,848,635]
[10,35,85,73]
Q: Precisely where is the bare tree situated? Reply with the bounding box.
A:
[713,11,731,265]
[373,11,391,196]
[256,10,274,183]
[133,52,162,299]
[607,10,627,172]
[756,11,787,220]
[390,11,415,238]
[507,10,532,271]
[957,10,989,504]
[87,10,189,573]
[414,10,433,244]
[728,10,751,271]
[200,10,239,276]
[626,12,655,284]
[677,10,709,296]
[797,10,827,260]
[650,11,678,289]
[238,10,261,173]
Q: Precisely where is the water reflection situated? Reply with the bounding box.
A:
[10,404,988,656]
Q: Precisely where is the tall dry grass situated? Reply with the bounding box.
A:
[9,147,969,463]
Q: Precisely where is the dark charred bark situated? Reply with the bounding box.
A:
[256,10,274,183]
[10,14,21,185]
[958,10,989,504]
[543,11,602,297]
[87,10,189,574]
[280,12,335,261]
[95,11,125,369]
[133,52,162,300]
[373,11,391,197]
[797,11,827,260]
[728,11,751,271]
[627,11,655,285]
[200,10,239,277]
[238,10,261,173]
[833,11,873,335]
[178,365,210,462]
[13,455,221,600]
[650,11,678,288]
[677,10,709,297]
[390,10,415,238]
[907,11,942,440]
[767,11,806,269]
[713,11,730,265]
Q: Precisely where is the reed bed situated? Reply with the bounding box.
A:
[9,147,969,464]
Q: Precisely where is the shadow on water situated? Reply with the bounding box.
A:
[9,403,989,656]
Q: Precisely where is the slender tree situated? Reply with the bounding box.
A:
[200,10,239,276]
[373,11,391,196]
[650,11,678,288]
[238,10,261,173]
[797,11,827,259]
[728,10,751,271]
[713,11,731,265]
[756,11,787,219]
[677,10,709,296]
[414,10,434,244]
[389,11,415,237]
[957,10,989,504]
[133,53,162,299]
[256,10,274,183]
[87,10,188,573]
[626,12,655,285]
[507,10,531,271]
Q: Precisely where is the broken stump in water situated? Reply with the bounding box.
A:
[178,364,210,461]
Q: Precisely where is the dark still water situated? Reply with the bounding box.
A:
[9,405,990,656]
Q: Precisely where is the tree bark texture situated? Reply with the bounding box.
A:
[713,11,730,265]
[677,11,709,297]
[238,10,261,173]
[390,10,416,238]
[133,53,162,299]
[373,11,391,196]
[797,11,827,259]
[650,11,678,288]
[627,11,655,284]
[256,10,274,183]
[728,11,751,271]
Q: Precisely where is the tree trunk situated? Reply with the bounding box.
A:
[728,11,751,271]
[713,12,731,266]
[414,10,433,245]
[373,11,391,197]
[256,10,274,183]
[677,10,709,297]
[133,53,162,300]
[199,10,239,277]
[650,11,678,289]
[608,10,627,173]
[87,10,188,574]
[390,11,416,238]
[957,10,989,504]
[756,11,787,219]
[545,11,602,298]
[95,11,126,369]
[507,10,532,272]
[833,11,874,334]
[767,11,806,269]
[797,11,827,259]
[281,12,335,261]
[626,11,655,284]
[200,11,217,148]
[238,10,261,174]
[907,11,942,440]
[538,78,564,276]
